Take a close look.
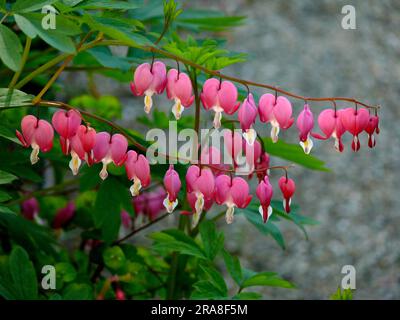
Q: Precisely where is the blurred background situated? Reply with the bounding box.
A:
[61,0,400,299]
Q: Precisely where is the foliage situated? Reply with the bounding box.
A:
[0,0,324,300]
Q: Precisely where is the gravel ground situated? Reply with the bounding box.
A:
[216,0,400,299]
[61,0,400,299]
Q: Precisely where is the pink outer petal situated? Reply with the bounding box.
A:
[296,104,314,142]
[223,130,243,160]
[238,94,258,131]
[125,150,138,180]
[132,63,153,95]
[273,96,294,129]
[135,154,151,187]
[311,109,335,139]
[200,146,221,165]
[215,174,231,205]
[278,176,296,199]
[150,61,167,94]
[34,119,54,152]
[110,134,128,166]
[163,165,181,201]
[218,81,239,114]
[365,115,379,134]
[201,78,220,110]
[70,134,85,159]
[256,176,273,206]
[77,125,96,153]
[244,139,262,165]
[167,69,194,107]
[258,93,275,123]
[51,109,81,138]
[93,132,111,162]
[20,115,38,146]
[230,177,252,208]
[186,166,215,199]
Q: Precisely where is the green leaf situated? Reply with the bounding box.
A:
[222,249,242,285]
[9,246,38,299]
[199,220,224,260]
[190,280,226,300]
[233,292,262,300]
[0,88,34,108]
[63,283,93,300]
[76,0,139,10]
[15,13,78,53]
[55,262,77,283]
[87,46,131,71]
[103,246,127,271]
[270,200,318,240]
[241,271,295,289]
[199,263,227,297]
[84,15,152,48]
[262,138,330,171]
[0,208,57,256]
[14,14,37,38]
[0,170,17,184]
[239,208,286,250]
[149,229,207,259]
[0,25,23,71]
[93,177,126,243]
[12,0,58,13]
[0,190,12,202]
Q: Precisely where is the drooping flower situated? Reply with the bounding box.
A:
[256,176,274,223]
[200,78,240,129]
[121,210,132,229]
[93,132,128,180]
[133,187,166,221]
[215,175,252,224]
[21,197,40,221]
[296,104,315,154]
[69,125,96,175]
[223,129,243,166]
[200,146,227,175]
[258,93,294,143]
[238,93,258,145]
[186,166,215,226]
[16,115,54,164]
[52,202,75,229]
[255,152,271,181]
[311,109,345,152]
[278,176,296,213]
[339,108,369,152]
[166,68,194,120]
[243,139,262,174]
[130,61,167,114]
[365,114,380,148]
[125,150,151,196]
[163,165,181,213]
[51,109,82,155]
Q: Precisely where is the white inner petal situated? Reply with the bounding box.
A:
[129,177,142,197]
[299,135,313,154]
[30,143,40,165]
[163,194,178,213]
[69,151,81,176]
[225,205,235,224]
[144,91,154,114]
[172,98,184,120]
[243,128,257,146]
[270,123,280,143]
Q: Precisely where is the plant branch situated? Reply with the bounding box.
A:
[113,212,170,245]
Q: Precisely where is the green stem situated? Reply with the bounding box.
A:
[15,53,69,89]
[9,37,32,89]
